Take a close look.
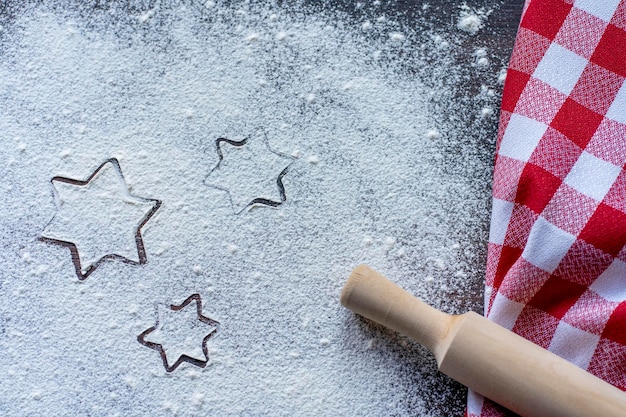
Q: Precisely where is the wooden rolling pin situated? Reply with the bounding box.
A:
[340,265,626,417]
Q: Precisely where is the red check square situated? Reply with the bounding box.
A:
[550,98,604,148]
[501,70,531,113]
[493,245,524,290]
[580,203,626,256]
[528,275,588,320]
[590,24,626,77]
[602,302,626,345]
[515,163,562,214]
[521,0,573,41]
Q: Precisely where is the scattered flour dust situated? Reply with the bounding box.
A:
[457,4,492,35]
[0,1,499,417]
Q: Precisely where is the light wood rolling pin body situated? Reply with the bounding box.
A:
[340,265,626,417]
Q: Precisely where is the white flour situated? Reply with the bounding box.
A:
[0,1,500,416]
[457,4,492,35]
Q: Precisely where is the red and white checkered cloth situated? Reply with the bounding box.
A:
[467,1,626,416]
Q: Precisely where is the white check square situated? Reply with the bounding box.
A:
[489,198,515,245]
[606,80,626,125]
[591,259,626,302]
[549,321,600,369]
[499,114,548,162]
[533,44,588,95]
[522,216,576,273]
[488,292,525,330]
[564,151,621,201]
[574,0,621,22]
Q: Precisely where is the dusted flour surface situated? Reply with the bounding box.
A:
[0,1,503,416]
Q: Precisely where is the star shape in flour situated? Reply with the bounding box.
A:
[204,133,294,213]
[138,294,220,372]
[41,158,161,280]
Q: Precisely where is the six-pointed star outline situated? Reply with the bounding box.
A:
[137,293,220,372]
[41,158,161,280]
[204,133,294,214]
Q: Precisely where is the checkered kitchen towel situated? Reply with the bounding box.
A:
[467,0,626,416]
